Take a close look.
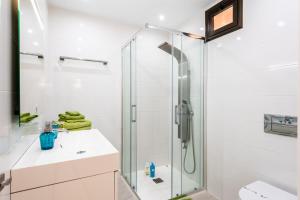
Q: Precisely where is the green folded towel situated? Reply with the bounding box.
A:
[65,119,87,123]
[62,120,92,130]
[20,114,38,123]
[58,114,85,121]
[65,111,81,116]
[21,113,30,118]
[68,126,92,131]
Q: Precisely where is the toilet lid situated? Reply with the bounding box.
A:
[239,188,262,200]
[239,181,297,200]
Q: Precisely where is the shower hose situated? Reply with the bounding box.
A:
[183,114,196,174]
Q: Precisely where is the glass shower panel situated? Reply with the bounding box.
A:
[171,33,205,197]
[121,39,137,190]
[122,43,132,183]
[135,28,174,200]
[171,33,182,198]
[130,38,137,191]
[181,36,205,194]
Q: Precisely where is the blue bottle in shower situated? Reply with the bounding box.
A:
[150,162,155,178]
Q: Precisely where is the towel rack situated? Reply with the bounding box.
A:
[59,56,108,65]
[20,52,44,59]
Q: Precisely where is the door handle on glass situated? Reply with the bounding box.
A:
[0,173,11,192]
[131,105,137,122]
[175,105,180,125]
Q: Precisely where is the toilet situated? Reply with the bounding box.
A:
[239,181,297,200]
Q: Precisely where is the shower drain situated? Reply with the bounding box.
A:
[153,178,164,184]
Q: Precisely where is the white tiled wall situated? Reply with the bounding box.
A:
[0,1,39,199]
[180,0,298,199]
[0,0,19,165]
[43,6,138,150]
[0,0,50,176]
[0,0,14,154]
[298,0,300,195]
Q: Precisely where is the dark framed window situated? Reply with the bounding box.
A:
[205,0,243,42]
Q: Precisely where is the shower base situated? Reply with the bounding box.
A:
[137,165,198,200]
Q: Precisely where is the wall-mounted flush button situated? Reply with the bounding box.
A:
[264,114,297,137]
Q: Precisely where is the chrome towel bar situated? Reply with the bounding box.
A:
[59,56,108,65]
[20,52,44,59]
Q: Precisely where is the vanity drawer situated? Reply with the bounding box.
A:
[11,153,119,193]
[11,172,116,200]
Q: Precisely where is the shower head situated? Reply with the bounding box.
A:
[158,42,188,63]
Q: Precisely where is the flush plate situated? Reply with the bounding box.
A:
[264,114,297,137]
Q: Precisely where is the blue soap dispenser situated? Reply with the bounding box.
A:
[150,162,155,178]
[40,121,55,150]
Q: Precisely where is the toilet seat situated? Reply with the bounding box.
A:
[239,181,297,200]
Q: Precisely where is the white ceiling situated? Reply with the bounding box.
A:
[47,0,212,28]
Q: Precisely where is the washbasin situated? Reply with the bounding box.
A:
[11,129,119,193]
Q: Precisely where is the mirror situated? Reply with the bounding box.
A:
[20,0,45,129]
[19,0,103,134]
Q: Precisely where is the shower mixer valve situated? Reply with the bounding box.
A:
[176,101,194,145]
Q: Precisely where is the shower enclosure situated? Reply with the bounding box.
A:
[122,24,205,200]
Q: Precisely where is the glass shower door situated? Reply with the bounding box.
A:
[121,39,137,191]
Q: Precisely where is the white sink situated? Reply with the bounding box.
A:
[11,129,119,193]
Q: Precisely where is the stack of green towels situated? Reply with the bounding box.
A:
[20,113,38,123]
[58,111,92,131]
[169,195,192,200]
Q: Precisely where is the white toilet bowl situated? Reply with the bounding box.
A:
[239,181,296,200]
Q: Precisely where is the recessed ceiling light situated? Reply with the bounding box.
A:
[277,20,286,27]
[159,15,165,21]
[236,36,242,41]
[33,41,39,46]
[27,29,33,34]
[200,27,205,31]
[217,43,223,48]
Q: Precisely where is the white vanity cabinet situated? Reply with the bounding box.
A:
[11,173,116,200]
[10,129,119,200]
